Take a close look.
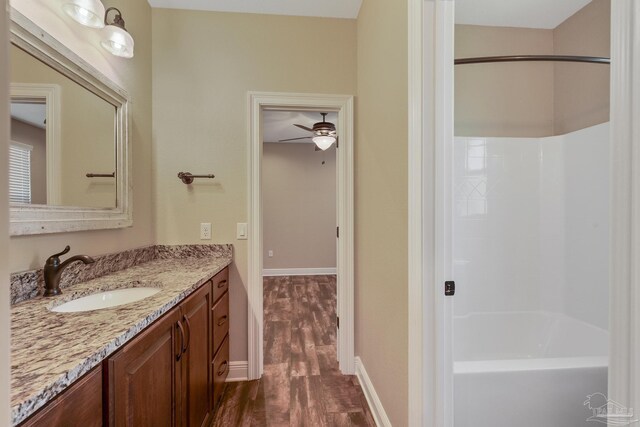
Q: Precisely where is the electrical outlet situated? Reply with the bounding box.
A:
[200,223,212,240]
[268,250,274,258]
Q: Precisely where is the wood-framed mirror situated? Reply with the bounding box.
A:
[9,9,132,236]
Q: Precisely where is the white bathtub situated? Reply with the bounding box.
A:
[454,312,608,427]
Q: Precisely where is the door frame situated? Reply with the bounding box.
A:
[408,0,640,426]
[408,1,455,425]
[10,82,62,205]
[247,92,355,380]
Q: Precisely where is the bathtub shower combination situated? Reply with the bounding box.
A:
[453,124,610,427]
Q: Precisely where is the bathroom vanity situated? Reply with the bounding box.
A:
[106,266,230,427]
[10,245,232,427]
[7,9,235,426]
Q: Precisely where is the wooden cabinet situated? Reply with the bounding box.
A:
[106,307,181,427]
[19,266,230,427]
[210,269,230,411]
[212,335,229,410]
[20,366,103,427]
[106,267,228,427]
[212,288,229,359]
[211,268,229,306]
[181,283,213,427]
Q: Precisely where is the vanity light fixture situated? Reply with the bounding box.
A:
[312,135,336,151]
[62,0,106,29]
[101,7,134,59]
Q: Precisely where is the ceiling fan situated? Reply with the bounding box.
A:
[279,113,337,151]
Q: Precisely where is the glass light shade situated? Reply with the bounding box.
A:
[62,0,105,28]
[313,135,336,151]
[101,25,135,58]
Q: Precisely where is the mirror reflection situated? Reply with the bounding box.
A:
[9,44,117,209]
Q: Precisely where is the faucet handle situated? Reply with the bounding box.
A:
[46,246,71,265]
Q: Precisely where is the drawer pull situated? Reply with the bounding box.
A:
[217,361,228,376]
[217,315,228,326]
[183,315,191,354]
[217,280,228,289]
[176,321,186,361]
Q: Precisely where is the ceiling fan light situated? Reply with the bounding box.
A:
[62,0,106,28]
[313,135,336,151]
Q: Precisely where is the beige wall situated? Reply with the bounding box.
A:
[455,25,555,137]
[10,118,47,204]
[152,9,356,362]
[455,0,610,137]
[356,0,408,425]
[1,1,12,424]
[263,142,336,270]
[9,0,154,272]
[554,0,610,135]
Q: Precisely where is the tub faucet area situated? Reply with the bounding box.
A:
[43,246,95,297]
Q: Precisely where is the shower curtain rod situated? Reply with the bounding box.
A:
[455,55,611,65]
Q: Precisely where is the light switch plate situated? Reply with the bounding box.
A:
[237,223,248,240]
[200,223,212,240]
[268,250,273,258]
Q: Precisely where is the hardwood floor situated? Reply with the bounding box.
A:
[211,275,375,426]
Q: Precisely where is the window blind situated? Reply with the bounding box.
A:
[9,142,33,204]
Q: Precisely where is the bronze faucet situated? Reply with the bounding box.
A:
[43,246,95,297]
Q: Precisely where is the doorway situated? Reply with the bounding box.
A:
[247,93,355,380]
[409,1,640,426]
[452,2,611,425]
[262,108,339,379]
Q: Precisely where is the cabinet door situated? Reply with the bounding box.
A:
[20,366,103,427]
[107,308,182,427]
[181,284,212,427]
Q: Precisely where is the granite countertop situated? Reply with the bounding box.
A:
[10,245,233,426]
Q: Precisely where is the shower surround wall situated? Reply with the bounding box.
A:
[453,123,609,329]
[455,0,611,138]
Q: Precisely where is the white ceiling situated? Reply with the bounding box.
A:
[263,111,338,144]
[455,0,592,29]
[148,0,589,28]
[10,102,46,129]
[147,0,363,19]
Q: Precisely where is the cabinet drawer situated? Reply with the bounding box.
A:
[20,366,103,427]
[212,291,229,356]
[211,268,229,304]
[212,335,229,410]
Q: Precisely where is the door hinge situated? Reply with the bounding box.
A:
[337,316,340,329]
[337,226,339,238]
[445,281,456,296]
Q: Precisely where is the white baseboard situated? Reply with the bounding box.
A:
[355,356,392,427]
[225,361,248,383]
[262,268,337,277]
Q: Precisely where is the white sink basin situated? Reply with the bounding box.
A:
[51,288,161,313]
